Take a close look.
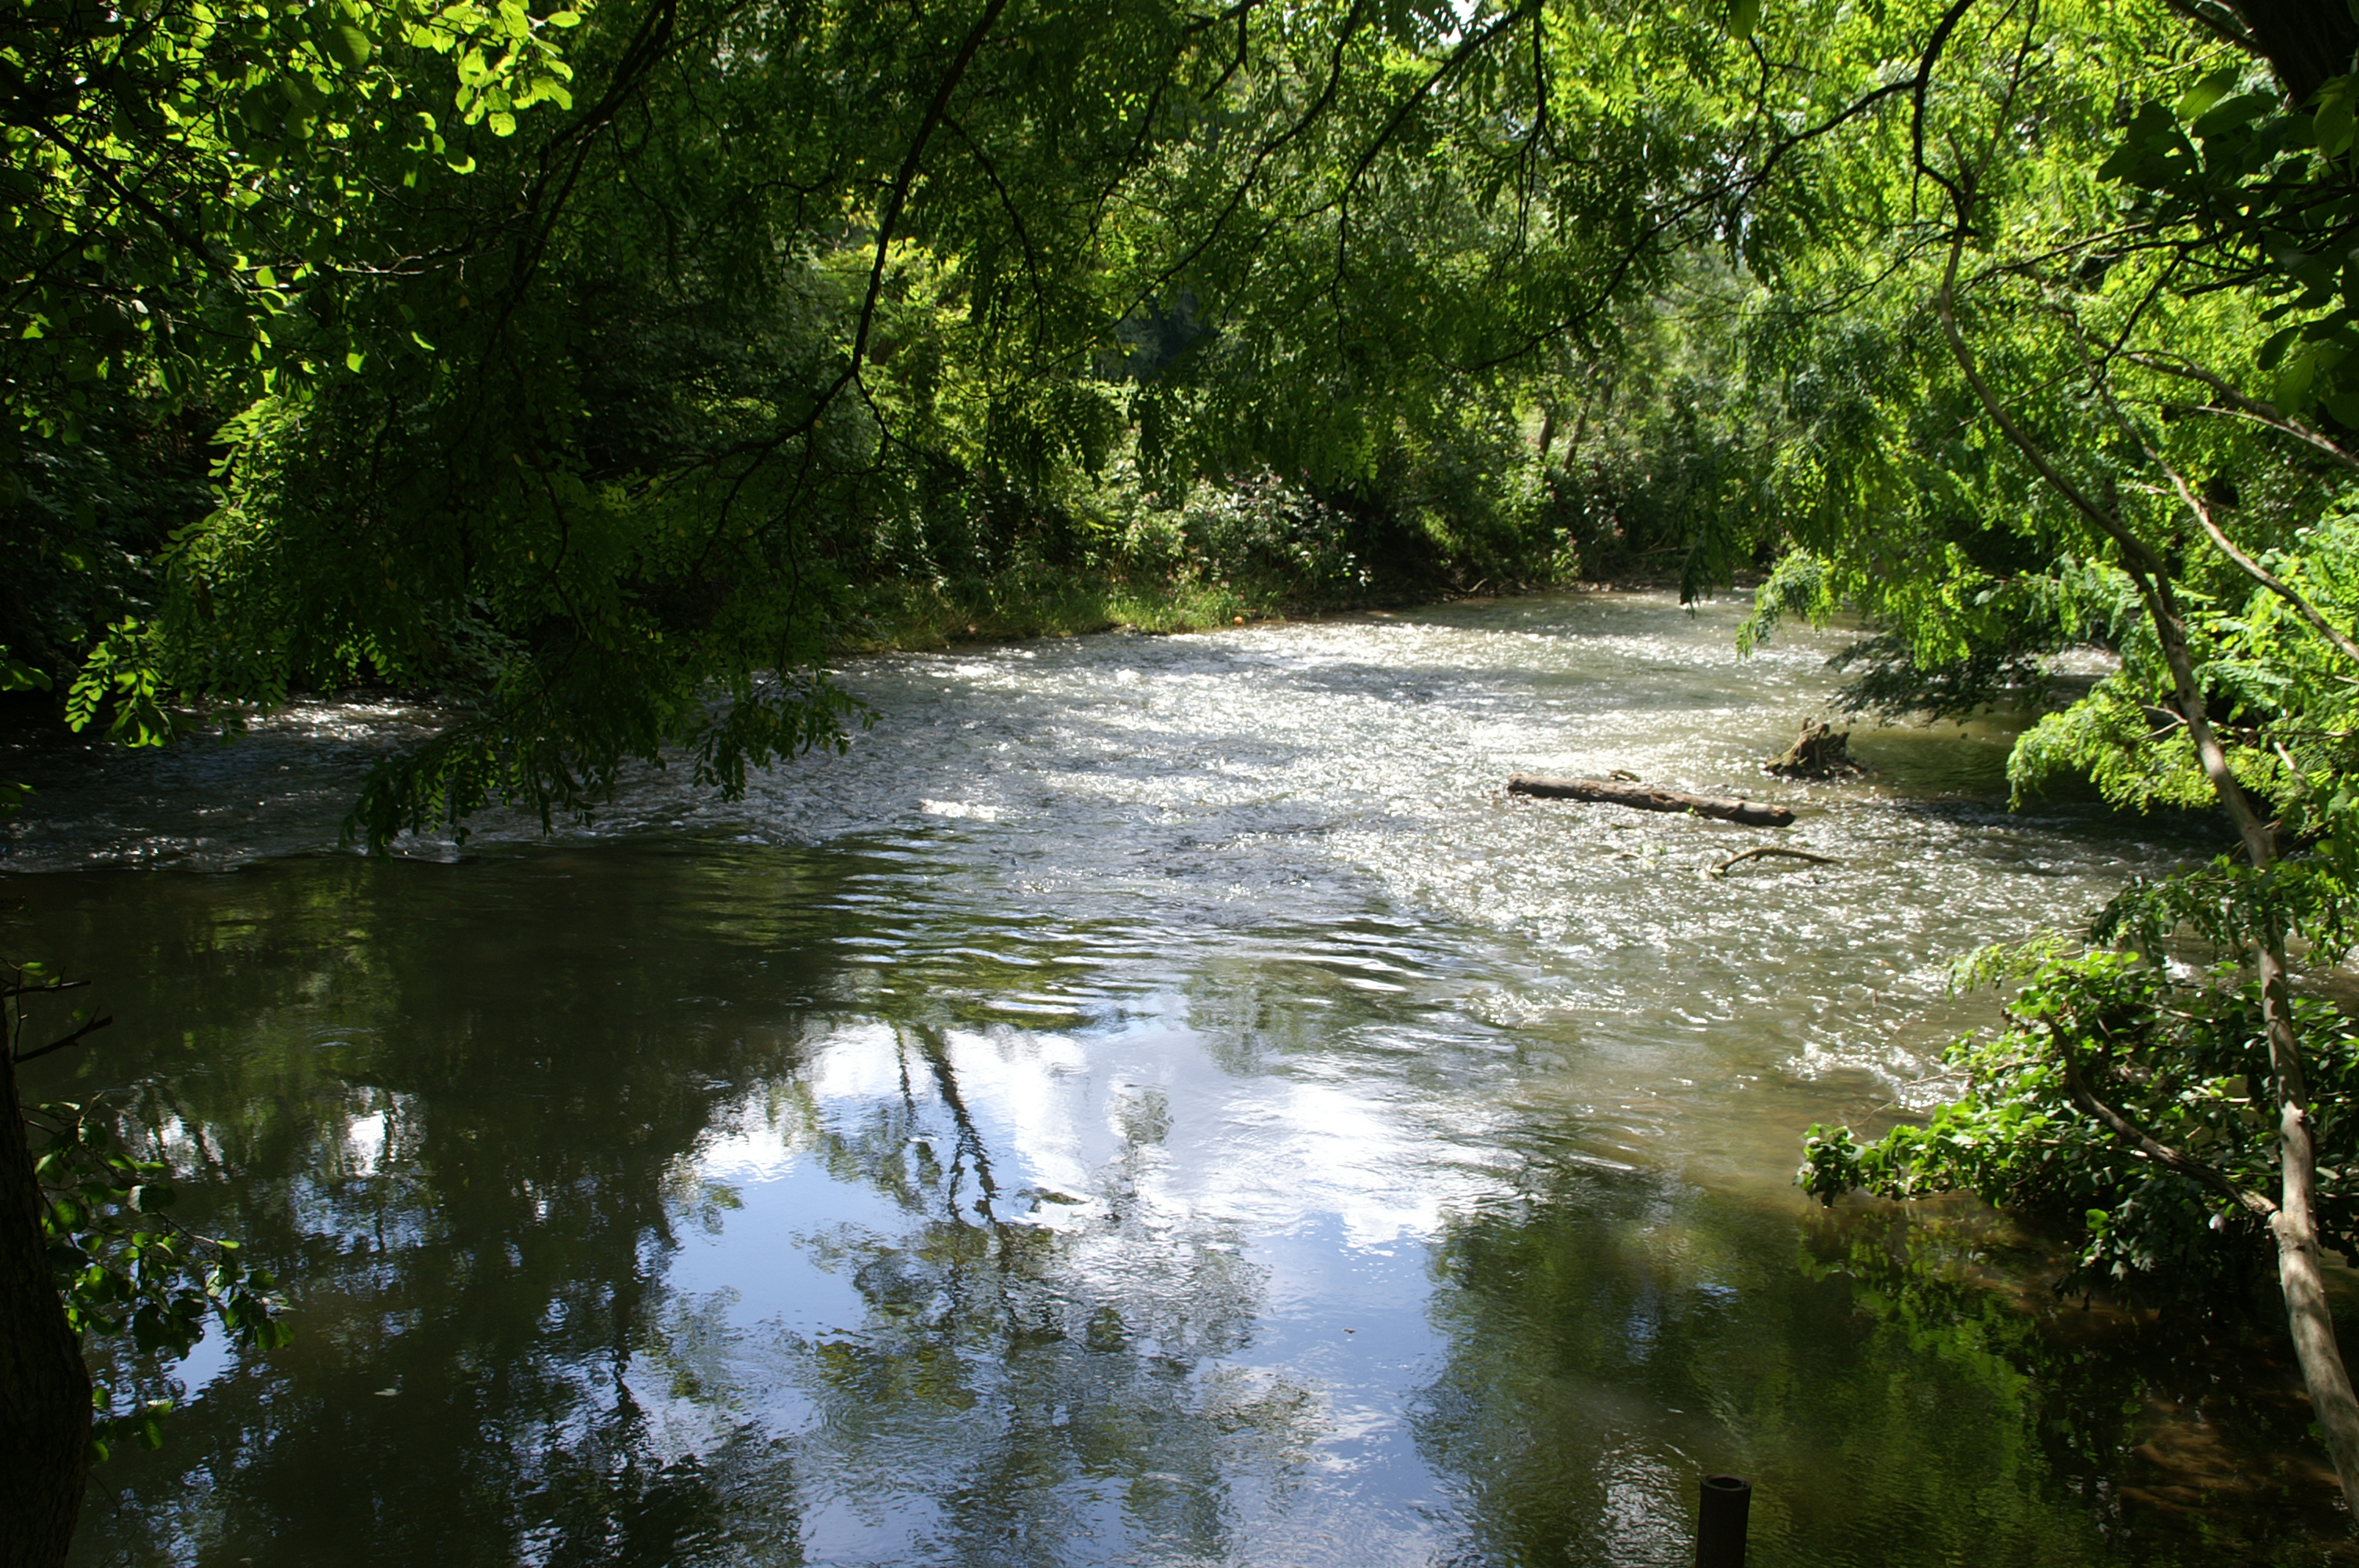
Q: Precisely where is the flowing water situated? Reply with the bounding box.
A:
[5,592,2348,1566]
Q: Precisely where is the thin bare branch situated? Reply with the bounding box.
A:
[0,981,91,1002]
[13,1014,114,1067]
[1710,846,1840,877]
[2148,440,2359,670]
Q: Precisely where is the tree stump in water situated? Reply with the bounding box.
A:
[1507,775,1795,827]
[1764,718,1866,779]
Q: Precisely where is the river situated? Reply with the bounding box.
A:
[4,591,2344,1566]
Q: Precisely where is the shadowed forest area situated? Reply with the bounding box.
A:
[15,1,2359,1563]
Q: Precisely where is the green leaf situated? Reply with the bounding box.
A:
[325,22,374,71]
[2174,69,2240,124]
[1728,0,1761,40]
[0,648,51,692]
[2193,92,2272,138]
[2317,80,2357,157]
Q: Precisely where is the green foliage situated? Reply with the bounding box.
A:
[33,1098,292,1461]
[1,0,590,783]
[1540,271,1781,591]
[12,0,2333,850]
[5,0,1845,841]
[0,401,213,691]
[2008,675,2220,815]
[1143,469,1372,600]
[0,644,51,813]
[10,956,289,1462]
[1724,38,2359,760]
[1800,953,2359,1299]
[2101,67,2359,423]
[347,669,871,845]
[1,0,577,438]
[1697,11,2359,1358]
[1999,506,2359,961]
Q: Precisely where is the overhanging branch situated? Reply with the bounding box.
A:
[2057,1044,2277,1221]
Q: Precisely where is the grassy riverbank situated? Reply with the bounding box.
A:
[821,463,1627,653]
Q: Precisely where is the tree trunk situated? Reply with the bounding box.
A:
[2259,928,2359,1515]
[2134,566,2359,1519]
[2135,1,2359,1510]
[1764,717,1867,779]
[2223,0,2359,107]
[0,1057,91,1568]
[1935,227,2359,1515]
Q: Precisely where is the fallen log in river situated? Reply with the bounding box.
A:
[1507,775,1795,828]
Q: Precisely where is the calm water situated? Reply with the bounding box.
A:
[5,593,2348,1566]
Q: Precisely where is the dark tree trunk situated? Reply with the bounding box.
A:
[0,1058,90,1568]
[2222,0,2359,105]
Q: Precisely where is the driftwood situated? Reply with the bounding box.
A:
[1507,775,1795,828]
[1710,846,1839,878]
[1765,717,1868,780]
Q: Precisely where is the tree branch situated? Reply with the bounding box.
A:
[13,1015,114,1067]
[2061,321,2359,672]
[2124,353,2359,476]
[1,982,90,1002]
[2056,1044,2277,1220]
[1710,846,1839,877]
[706,0,1013,527]
[2147,438,2359,670]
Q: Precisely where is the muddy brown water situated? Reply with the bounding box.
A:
[5,593,2348,1566]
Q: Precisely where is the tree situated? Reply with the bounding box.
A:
[0,2,1794,1555]
[3,2,580,1558]
[1730,0,2359,1515]
[116,0,1778,845]
[24,0,2357,1548]
[0,974,89,1568]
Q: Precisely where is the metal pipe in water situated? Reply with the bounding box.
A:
[1698,1473,1751,1567]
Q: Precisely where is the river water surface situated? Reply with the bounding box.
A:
[5,593,2349,1566]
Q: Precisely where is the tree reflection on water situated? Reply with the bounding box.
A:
[14,838,2358,1566]
[1412,1170,2357,1567]
[36,844,1318,1566]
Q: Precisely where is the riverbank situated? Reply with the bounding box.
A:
[826,565,1702,653]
